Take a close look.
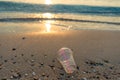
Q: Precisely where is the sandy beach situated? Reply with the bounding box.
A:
[0,30,120,80]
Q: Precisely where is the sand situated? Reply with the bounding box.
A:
[0,30,120,80]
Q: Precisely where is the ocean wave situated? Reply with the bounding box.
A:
[0,1,120,16]
[0,18,120,25]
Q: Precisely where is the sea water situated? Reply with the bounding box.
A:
[0,1,120,33]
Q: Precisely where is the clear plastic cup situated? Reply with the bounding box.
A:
[57,47,76,73]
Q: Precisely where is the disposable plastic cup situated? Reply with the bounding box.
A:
[57,47,76,73]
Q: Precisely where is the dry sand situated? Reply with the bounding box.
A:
[0,30,120,80]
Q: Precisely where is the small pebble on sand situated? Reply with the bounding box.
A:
[21,54,24,56]
[42,73,45,77]
[12,48,16,51]
[32,72,36,76]
[4,60,8,63]
[22,37,26,40]
[31,54,34,57]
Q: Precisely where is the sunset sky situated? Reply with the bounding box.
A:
[0,0,120,7]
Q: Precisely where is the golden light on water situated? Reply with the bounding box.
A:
[35,13,64,33]
[42,13,54,32]
[34,13,70,33]
[42,13,53,18]
[45,21,51,32]
[45,0,52,5]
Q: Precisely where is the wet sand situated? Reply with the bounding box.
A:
[0,30,120,80]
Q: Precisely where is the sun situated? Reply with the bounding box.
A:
[45,0,52,5]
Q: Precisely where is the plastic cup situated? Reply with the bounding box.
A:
[57,47,76,73]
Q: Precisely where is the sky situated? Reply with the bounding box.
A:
[0,0,120,7]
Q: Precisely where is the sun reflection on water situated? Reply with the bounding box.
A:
[42,13,54,18]
[42,13,54,33]
[33,13,70,33]
[34,13,65,33]
[45,21,51,32]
